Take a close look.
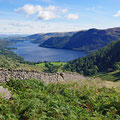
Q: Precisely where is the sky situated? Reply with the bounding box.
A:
[0,0,120,34]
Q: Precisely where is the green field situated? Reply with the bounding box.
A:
[36,62,66,67]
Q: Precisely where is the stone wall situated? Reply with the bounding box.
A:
[0,69,86,83]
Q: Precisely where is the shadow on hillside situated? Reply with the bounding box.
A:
[113,72,120,82]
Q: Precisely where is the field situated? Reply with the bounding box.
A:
[36,62,67,67]
[36,62,67,72]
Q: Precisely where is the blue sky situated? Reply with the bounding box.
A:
[0,0,120,34]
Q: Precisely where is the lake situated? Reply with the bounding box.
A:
[10,41,87,62]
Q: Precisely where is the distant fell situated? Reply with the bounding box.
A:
[39,27,120,52]
[26,32,76,44]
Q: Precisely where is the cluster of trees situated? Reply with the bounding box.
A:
[64,39,120,75]
[44,63,60,73]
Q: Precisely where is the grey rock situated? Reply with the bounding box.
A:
[0,69,86,83]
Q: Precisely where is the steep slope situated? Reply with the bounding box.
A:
[64,28,119,51]
[40,27,120,52]
[40,36,70,48]
[64,39,120,75]
[0,39,31,68]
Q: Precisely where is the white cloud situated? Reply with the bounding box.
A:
[15,4,67,20]
[66,14,79,20]
[114,10,120,17]
[15,4,40,16]
[38,11,58,20]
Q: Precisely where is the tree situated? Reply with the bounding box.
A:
[113,62,120,70]
[44,63,59,73]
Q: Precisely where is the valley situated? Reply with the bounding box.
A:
[16,27,120,52]
[1,0,120,119]
[0,27,120,120]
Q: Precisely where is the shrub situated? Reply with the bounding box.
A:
[0,79,119,120]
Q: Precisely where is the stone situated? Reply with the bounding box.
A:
[0,69,86,83]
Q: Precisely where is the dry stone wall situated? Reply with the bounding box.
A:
[0,69,86,83]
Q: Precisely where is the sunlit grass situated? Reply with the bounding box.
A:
[36,62,67,67]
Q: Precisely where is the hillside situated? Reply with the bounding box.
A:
[40,27,120,52]
[5,32,75,44]
[0,39,11,48]
[0,39,35,69]
[64,39,120,76]
[0,33,120,120]
[40,36,70,48]
[26,32,75,44]
[0,79,120,119]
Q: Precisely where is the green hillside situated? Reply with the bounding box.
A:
[40,36,70,48]
[0,79,120,120]
[0,39,34,68]
[64,39,120,76]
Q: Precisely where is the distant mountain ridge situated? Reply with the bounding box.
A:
[64,28,120,51]
[10,27,120,52]
[38,27,120,52]
[26,32,76,44]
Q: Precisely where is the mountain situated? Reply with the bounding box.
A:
[40,27,120,52]
[27,32,76,44]
[40,36,70,49]
[64,39,120,75]
[6,32,75,44]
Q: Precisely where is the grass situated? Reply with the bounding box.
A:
[36,62,67,72]
[0,79,120,120]
[94,70,120,82]
[0,61,67,73]
[36,62,66,67]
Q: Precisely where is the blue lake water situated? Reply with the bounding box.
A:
[10,41,87,62]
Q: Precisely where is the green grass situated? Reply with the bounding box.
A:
[36,62,67,72]
[0,79,120,120]
[94,70,120,82]
[36,62,66,67]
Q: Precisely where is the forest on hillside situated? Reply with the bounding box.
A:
[64,39,120,75]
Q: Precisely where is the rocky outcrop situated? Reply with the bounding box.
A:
[0,86,11,99]
[0,69,86,83]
